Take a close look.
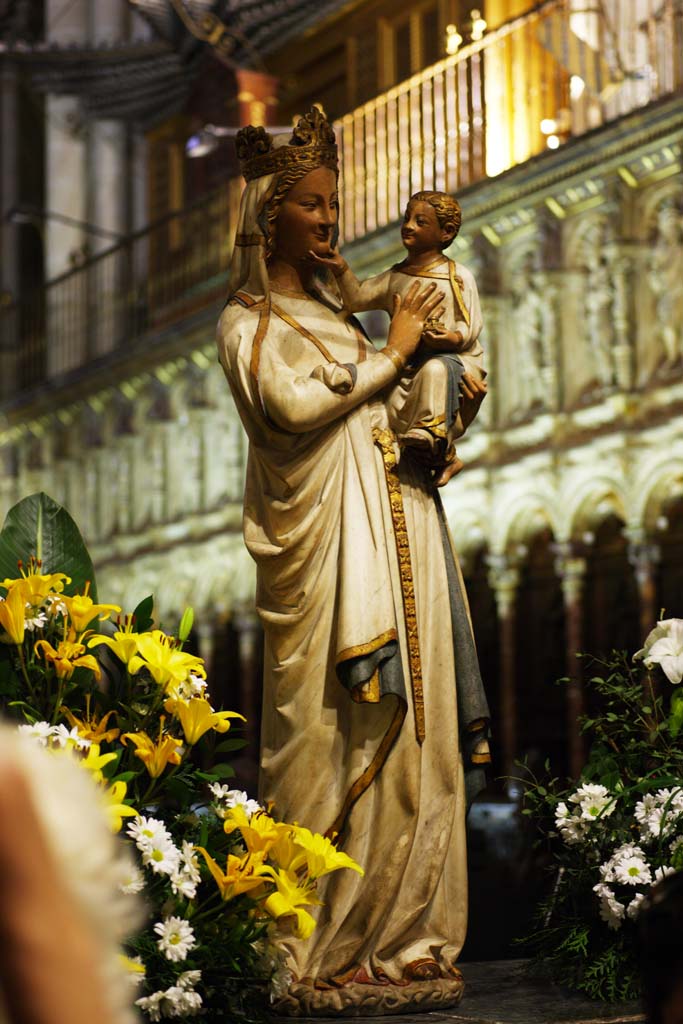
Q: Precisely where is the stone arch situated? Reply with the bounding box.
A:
[637,179,683,243]
[491,488,559,557]
[559,473,627,544]
[633,455,683,535]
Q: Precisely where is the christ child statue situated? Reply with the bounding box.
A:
[314,190,486,482]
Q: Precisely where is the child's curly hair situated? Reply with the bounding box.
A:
[409,191,462,248]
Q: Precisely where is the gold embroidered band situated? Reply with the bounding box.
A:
[373,427,425,744]
[325,699,406,839]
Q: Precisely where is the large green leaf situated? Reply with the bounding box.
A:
[0,493,97,599]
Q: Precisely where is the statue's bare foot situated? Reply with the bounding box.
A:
[435,457,464,487]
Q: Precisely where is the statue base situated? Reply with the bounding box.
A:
[272,975,465,1017]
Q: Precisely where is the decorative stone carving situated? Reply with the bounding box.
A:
[647,198,683,370]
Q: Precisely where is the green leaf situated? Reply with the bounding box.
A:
[0,493,97,599]
[669,689,683,739]
[214,737,247,754]
[132,595,155,632]
[210,762,236,779]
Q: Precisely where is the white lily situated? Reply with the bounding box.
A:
[634,618,683,684]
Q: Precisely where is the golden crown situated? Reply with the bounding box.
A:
[235,106,338,182]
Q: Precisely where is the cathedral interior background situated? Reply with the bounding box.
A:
[1,0,683,959]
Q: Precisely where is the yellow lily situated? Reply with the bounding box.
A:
[287,825,364,880]
[2,569,71,606]
[164,696,244,745]
[223,805,289,856]
[261,865,321,939]
[60,584,121,635]
[195,846,270,901]
[79,742,119,783]
[34,637,101,679]
[119,954,145,979]
[0,582,26,645]
[61,699,120,744]
[104,779,138,833]
[88,629,142,668]
[121,719,183,777]
[128,630,207,691]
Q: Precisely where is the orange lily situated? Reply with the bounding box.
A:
[34,637,101,679]
[195,846,270,901]
[104,779,138,833]
[222,805,289,856]
[60,583,120,635]
[0,583,26,645]
[61,697,120,744]
[121,718,183,778]
[2,569,71,606]
[164,696,244,745]
[128,630,207,692]
[261,865,321,939]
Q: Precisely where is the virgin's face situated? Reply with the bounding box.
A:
[273,167,338,264]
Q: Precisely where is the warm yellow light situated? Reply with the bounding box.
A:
[445,24,462,55]
[540,118,557,135]
[470,9,487,41]
[546,134,561,149]
[570,75,585,100]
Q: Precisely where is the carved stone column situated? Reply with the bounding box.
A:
[608,247,635,391]
[626,530,661,645]
[554,543,587,778]
[487,555,520,777]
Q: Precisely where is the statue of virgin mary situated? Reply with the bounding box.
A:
[216,107,490,1016]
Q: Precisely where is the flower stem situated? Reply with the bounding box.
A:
[17,646,39,707]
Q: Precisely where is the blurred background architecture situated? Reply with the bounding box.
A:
[1,0,683,955]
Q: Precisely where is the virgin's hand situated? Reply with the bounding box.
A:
[386,282,445,363]
[460,374,487,429]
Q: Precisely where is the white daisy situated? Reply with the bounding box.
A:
[572,783,616,821]
[135,991,164,1022]
[154,916,197,962]
[141,839,181,877]
[119,864,146,895]
[614,855,652,886]
[210,785,261,819]
[626,893,646,920]
[593,882,625,930]
[17,721,54,746]
[50,724,91,750]
[24,608,48,631]
[161,986,202,1017]
[171,842,202,899]
[177,971,201,990]
[127,816,173,852]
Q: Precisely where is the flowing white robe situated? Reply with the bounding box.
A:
[216,287,468,983]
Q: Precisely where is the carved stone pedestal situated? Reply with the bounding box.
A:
[272,975,465,1017]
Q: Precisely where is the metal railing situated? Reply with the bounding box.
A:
[337,0,683,243]
[0,181,242,399]
[2,0,681,395]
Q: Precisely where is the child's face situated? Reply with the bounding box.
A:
[401,201,450,254]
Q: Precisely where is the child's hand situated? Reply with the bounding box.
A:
[422,327,464,352]
[306,248,349,278]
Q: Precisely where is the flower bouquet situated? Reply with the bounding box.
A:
[521,620,683,1001]
[0,493,362,1021]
